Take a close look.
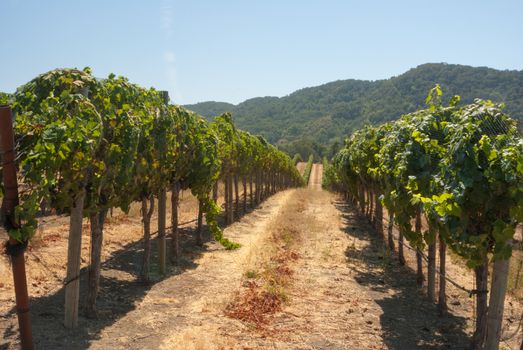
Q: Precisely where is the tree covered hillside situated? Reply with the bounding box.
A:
[185,63,523,159]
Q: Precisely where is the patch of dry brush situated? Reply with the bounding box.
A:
[225,190,306,329]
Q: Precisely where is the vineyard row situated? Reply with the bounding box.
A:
[0,67,304,340]
[323,86,523,350]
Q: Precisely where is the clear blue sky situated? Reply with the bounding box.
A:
[1,0,522,104]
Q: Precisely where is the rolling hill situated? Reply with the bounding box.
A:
[192,64,520,158]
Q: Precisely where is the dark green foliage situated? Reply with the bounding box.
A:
[292,153,302,165]
[187,101,235,118]
[325,89,523,266]
[321,157,331,189]
[5,68,303,244]
[0,92,11,105]
[302,155,314,185]
[186,63,523,158]
[279,138,324,162]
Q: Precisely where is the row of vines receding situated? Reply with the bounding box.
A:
[0,68,304,328]
[324,85,523,350]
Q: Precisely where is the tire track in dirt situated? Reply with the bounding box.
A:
[308,163,323,190]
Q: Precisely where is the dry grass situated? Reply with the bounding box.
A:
[159,326,239,350]
[225,280,284,325]
[225,190,306,329]
[0,186,216,305]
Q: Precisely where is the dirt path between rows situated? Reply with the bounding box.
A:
[89,163,471,349]
[308,163,322,189]
[87,189,295,349]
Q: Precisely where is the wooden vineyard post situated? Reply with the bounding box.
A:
[140,196,155,283]
[259,170,263,203]
[158,90,169,274]
[368,188,374,222]
[387,212,395,251]
[171,181,181,262]
[485,258,511,350]
[158,189,167,274]
[438,233,447,315]
[415,209,424,287]
[374,191,383,238]
[87,209,107,317]
[427,233,436,302]
[212,181,218,202]
[227,174,234,224]
[242,176,247,214]
[196,200,203,246]
[249,174,253,208]
[398,227,406,266]
[472,260,489,349]
[359,186,365,214]
[255,171,260,205]
[64,88,90,329]
[234,174,239,217]
[64,189,86,328]
[224,175,230,224]
[1,105,34,349]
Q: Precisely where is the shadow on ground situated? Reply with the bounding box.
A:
[335,200,470,350]
[1,198,259,350]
